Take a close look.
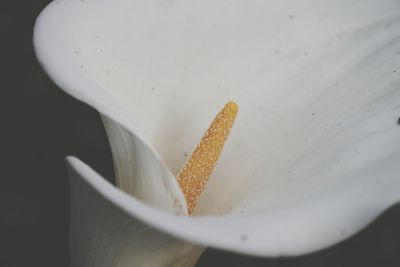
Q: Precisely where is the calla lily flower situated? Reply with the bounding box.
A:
[34,0,400,266]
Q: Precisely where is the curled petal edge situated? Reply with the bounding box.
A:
[67,156,203,267]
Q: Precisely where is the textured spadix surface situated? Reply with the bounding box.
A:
[34,0,400,263]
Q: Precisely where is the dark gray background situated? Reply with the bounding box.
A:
[2,1,400,266]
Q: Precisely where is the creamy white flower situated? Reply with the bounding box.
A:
[34,0,400,266]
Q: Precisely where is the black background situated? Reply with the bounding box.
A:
[2,1,400,266]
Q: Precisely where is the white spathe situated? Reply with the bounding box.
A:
[34,0,400,266]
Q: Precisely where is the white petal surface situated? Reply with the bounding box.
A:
[35,0,400,257]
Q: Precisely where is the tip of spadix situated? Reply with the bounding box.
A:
[225,101,238,115]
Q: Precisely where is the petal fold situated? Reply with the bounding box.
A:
[102,116,187,215]
[67,156,203,267]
